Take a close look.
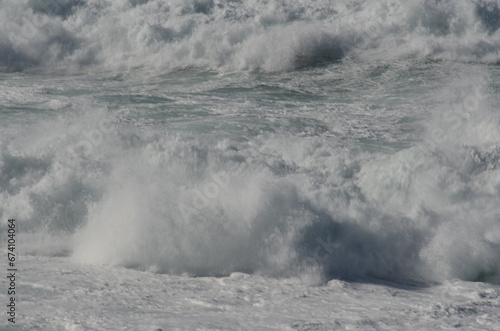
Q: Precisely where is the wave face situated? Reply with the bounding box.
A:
[2,0,500,72]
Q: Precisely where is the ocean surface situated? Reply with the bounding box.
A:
[1,0,500,330]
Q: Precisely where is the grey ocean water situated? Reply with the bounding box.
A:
[1,0,500,329]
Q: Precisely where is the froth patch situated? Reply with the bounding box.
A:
[421,218,500,283]
[0,106,118,256]
[72,143,306,276]
[5,0,500,73]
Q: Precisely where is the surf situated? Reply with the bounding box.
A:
[2,0,500,73]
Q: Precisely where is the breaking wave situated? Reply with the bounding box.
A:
[1,76,499,284]
[2,0,500,72]
[1,0,499,285]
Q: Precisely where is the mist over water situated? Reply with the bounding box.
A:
[0,0,500,286]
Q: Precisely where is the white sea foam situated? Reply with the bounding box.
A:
[1,87,497,283]
[2,0,500,72]
[1,1,499,285]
